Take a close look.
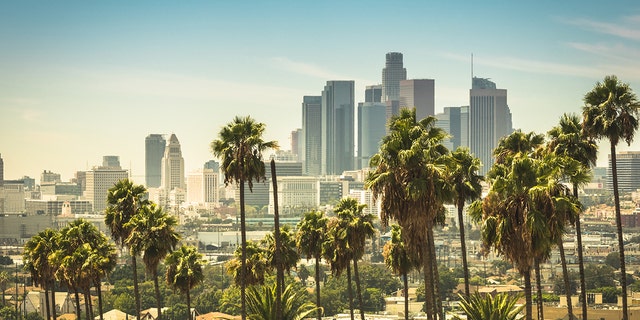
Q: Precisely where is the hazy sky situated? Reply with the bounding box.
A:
[2,1,640,183]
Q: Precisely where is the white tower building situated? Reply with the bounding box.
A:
[161,134,185,191]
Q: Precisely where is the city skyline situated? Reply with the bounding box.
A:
[2,1,640,182]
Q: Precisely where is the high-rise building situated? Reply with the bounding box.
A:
[161,134,185,191]
[357,102,387,168]
[302,96,322,176]
[187,169,219,204]
[469,77,512,175]
[84,164,128,213]
[291,128,302,160]
[365,85,382,103]
[204,160,219,172]
[102,156,121,169]
[400,79,435,120]
[0,153,3,186]
[434,106,464,150]
[145,134,166,188]
[236,161,303,207]
[41,170,61,185]
[381,52,407,102]
[321,80,355,175]
[608,151,640,193]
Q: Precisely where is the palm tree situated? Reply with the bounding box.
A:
[446,147,483,298]
[24,229,59,320]
[296,210,327,320]
[84,235,117,320]
[104,178,148,320]
[323,215,355,320]
[166,245,205,320]
[211,115,278,320]
[126,202,181,320]
[453,292,524,320]
[383,225,417,320]
[366,108,450,320]
[582,75,640,320]
[245,283,319,320]
[0,271,9,307]
[263,225,300,284]
[226,240,270,287]
[547,113,597,319]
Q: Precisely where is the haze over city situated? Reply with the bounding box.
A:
[2,1,640,182]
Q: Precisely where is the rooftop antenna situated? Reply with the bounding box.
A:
[471,53,474,85]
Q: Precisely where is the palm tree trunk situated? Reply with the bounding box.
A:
[535,260,544,320]
[353,259,365,320]
[524,270,533,320]
[457,199,470,298]
[132,255,142,320]
[186,287,192,320]
[347,263,354,320]
[153,268,163,320]
[610,144,629,320]
[429,229,443,320]
[96,280,104,320]
[558,236,573,318]
[424,243,434,320]
[84,287,92,320]
[44,285,51,320]
[74,289,81,320]
[240,179,248,320]
[270,160,283,320]
[315,256,322,320]
[403,271,409,320]
[50,279,57,320]
[574,183,588,320]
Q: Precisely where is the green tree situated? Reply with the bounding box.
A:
[583,75,640,320]
[366,108,450,320]
[295,210,327,320]
[547,112,598,319]
[245,283,318,320]
[105,178,148,320]
[166,245,205,320]
[323,215,356,320]
[453,292,524,320]
[226,241,269,287]
[194,288,222,314]
[0,271,9,307]
[383,225,417,320]
[23,229,59,320]
[211,115,278,320]
[126,202,181,320]
[297,265,310,286]
[553,270,578,295]
[605,251,621,269]
[446,147,483,298]
[164,303,190,320]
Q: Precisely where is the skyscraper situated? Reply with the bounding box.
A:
[161,134,185,191]
[84,161,128,213]
[145,134,166,188]
[186,168,219,204]
[321,81,355,175]
[357,102,386,168]
[400,79,435,120]
[469,77,512,175]
[434,106,465,150]
[608,151,640,193]
[0,153,3,186]
[102,155,121,169]
[302,96,322,176]
[365,85,382,103]
[291,128,302,160]
[381,52,407,102]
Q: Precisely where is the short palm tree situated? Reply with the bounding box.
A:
[263,225,300,283]
[383,225,417,320]
[246,283,319,320]
[446,147,483,298]
[166,245,206,320]
[24,229,60,320]
[126,202,180,320]
[296,210,327,320]
[211,116,278,320]
[323,215,355,320]
[582,75,640,320]
[227,240,270,287]
[104,178,148,320]
[453,292,524,320]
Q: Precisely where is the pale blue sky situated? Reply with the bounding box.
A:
[2,1,640,182]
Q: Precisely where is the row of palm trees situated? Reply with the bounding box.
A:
[24,179,207,320]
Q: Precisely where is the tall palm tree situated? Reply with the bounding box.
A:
[383,225,417,320]
[323,215,355,320]
[226,240,270,287]
[211,115,278,320]
[548,113,597,319]
[24,229,59,320]
[126,202,181,320]
[296,210,327,320]
[105,178,148,320]
[446,147,483,298]
[582,75,640,320]
[366,108,449,320]
[263,225,300,284]
[84,235,117,320]
[165,245,205,320]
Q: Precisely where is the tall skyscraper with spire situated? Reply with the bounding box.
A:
[161,134,185,191]
[145,134,166,187]
[381,52,407,102]
[469,77,512,175]
[321,81,355,175]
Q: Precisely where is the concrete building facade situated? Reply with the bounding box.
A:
[161,133,185,191]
